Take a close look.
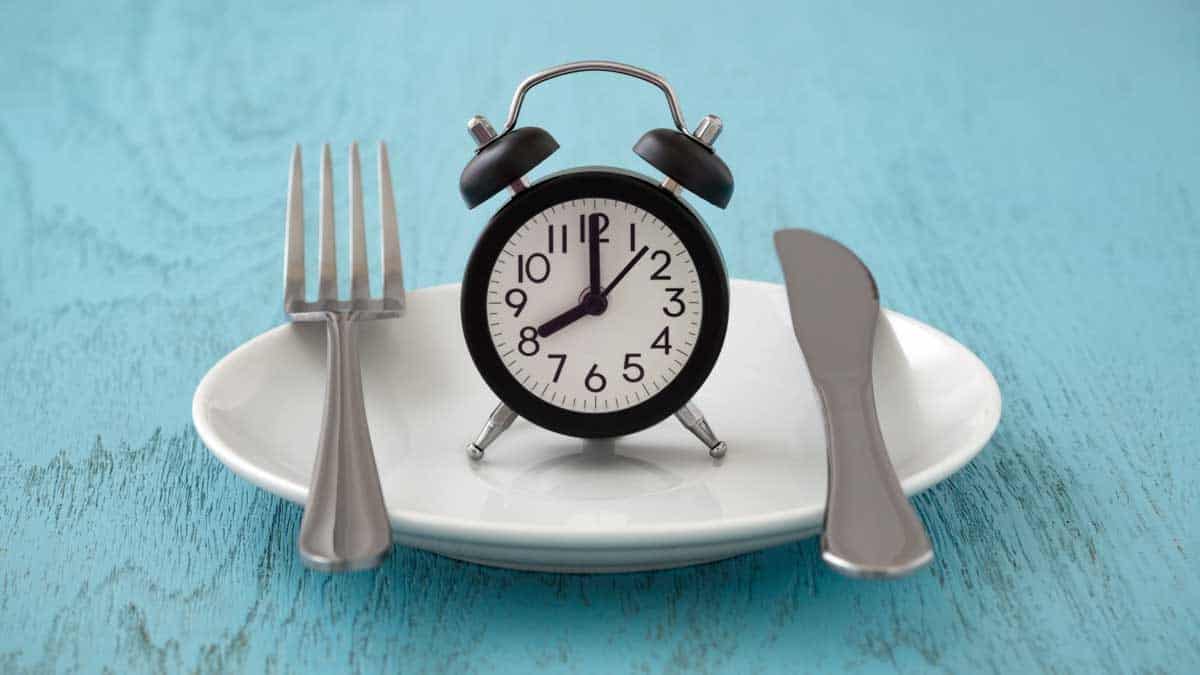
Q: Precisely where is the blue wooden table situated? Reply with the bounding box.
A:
[2,0,1197,672]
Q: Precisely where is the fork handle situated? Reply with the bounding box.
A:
[298,313,392,571]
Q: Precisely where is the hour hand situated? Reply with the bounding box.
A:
[537,303,589,338]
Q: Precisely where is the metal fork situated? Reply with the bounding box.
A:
[285,142,404,572]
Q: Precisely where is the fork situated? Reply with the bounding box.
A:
[285,142,404,572]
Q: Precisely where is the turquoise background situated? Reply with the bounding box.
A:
[1,0,1198,672]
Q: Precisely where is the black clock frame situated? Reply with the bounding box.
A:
[461,168,730,439]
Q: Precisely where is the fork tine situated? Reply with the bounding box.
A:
[378,142,405,304]
[318,143,338,301]
[348,142,369,301]
[284,145,306,308]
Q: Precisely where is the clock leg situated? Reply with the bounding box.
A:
[675,401,728,459]
[466,402,519,460]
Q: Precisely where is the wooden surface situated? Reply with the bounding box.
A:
[1,0,1197,672]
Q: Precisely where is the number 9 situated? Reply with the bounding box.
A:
[505,288,527,317]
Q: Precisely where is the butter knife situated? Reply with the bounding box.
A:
[774,229,933,578]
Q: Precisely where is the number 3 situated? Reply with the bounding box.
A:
[662,288,685,317]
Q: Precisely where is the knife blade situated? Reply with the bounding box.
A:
[774,229,933,578]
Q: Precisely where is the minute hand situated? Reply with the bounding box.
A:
[602,246,650,297]
[589,214,602,295]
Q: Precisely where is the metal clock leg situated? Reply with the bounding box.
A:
[675,401,728,458]
[466,402,519,460]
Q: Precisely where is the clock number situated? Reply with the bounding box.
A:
[650,250,671,280]
[629,222,636,251]
[662,288,686,317]
[585,363,607,392]
[517,253,550,284]
[547,353,567,382]
[651,326,672,355]
[504,288,527,317]
[578,213,609,243]
[622,353,645,382]
[518,326,540,356]
[547,224,568,254]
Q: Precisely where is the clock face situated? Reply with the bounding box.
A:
[461,169,729,438]
[486,198,702,413]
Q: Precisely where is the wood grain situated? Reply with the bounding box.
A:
[1,0,1197,672]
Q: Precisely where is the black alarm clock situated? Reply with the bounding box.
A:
[458,61,734,460]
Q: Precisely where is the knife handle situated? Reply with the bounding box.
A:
[816,377,933,578]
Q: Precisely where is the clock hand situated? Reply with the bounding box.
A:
[541,215,613,339]
[540,228,635,339]
[537,302,590,338]
[588,213,602,295]
[601,246,650,297]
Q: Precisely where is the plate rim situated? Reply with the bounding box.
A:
[193,280,1001,552]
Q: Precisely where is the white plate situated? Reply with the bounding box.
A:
[193,280,1000,573]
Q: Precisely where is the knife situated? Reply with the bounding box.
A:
[774,229,933,578]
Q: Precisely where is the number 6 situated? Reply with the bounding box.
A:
[585,363,607,392]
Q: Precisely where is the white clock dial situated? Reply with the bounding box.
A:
[486,198,702,413]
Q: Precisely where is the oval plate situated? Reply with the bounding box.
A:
[193,280,1001,573]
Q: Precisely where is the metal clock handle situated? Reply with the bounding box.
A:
[499,60,691,138]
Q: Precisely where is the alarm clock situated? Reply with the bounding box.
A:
[458,61,734,460]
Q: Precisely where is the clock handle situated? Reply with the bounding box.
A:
[466,402,519,460]
[500,61,690,137]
